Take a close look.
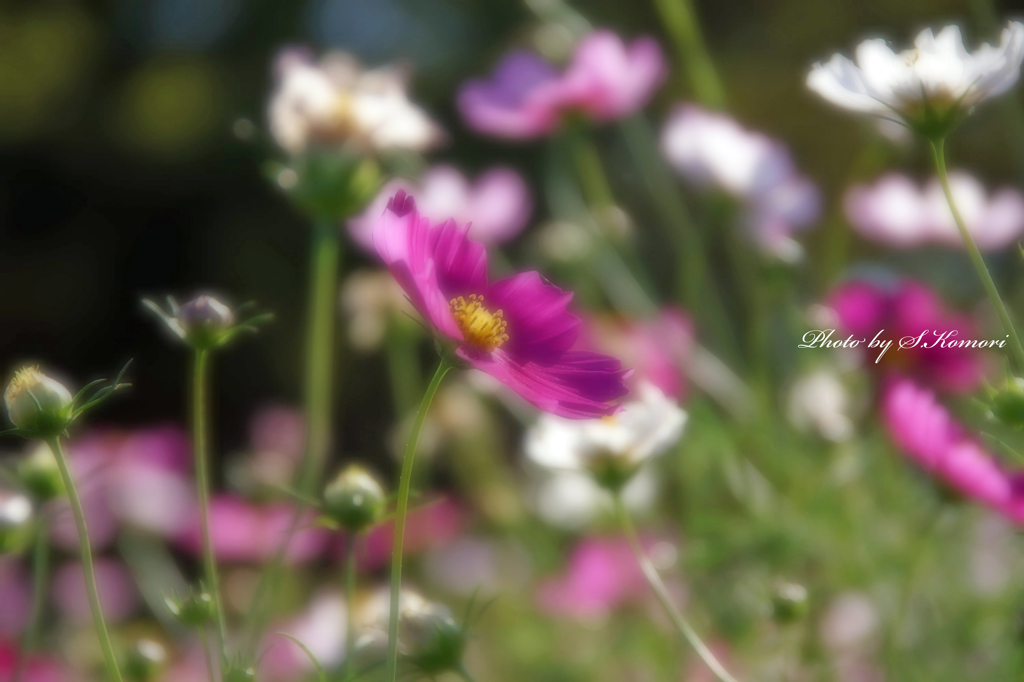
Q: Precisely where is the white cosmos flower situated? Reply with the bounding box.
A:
[525,382,686,491]
[269,48,444,155]
[807,23,1024,133]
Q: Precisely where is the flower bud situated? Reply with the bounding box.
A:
[122,638,166,682]
[401,602,466,675]
[771,582,809,624]
[4,367,73,436]
[0,490,33,554]
[991,378,1024,428]
[323,464,386,532]
[165,587,216,628]
[177,296,235,350]
[17,444,65,502]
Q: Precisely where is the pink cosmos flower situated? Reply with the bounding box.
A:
[373,191,630,418]
[582,307,694,401]
[883,377,1024,524]
[845,172,1024,250]
[458,31,666,139]
[827,279,986,394]
[349,165,532,251]
[535,536,648,620]
[347,496,464,571]
[661,105,820,259]
[175,495,327,564]
[0,641,67,682]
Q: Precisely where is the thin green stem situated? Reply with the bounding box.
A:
[457,664,478,682]
[192,349,228,658]
[199,628,217,682]
[614,495,739,682]
[244,218,342,654]
[13,513,49,682]
[930,138,1024,374]
[342,532,357,681]
[46,436,124,682]
[651,0,726,108]
[384,358,453,682]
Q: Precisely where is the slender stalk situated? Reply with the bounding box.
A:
[613,495,739,682]
[342,532,357,681]
[13,513,49,682]
[651,0,726,108]
[46,436,124,682]
[192,348,228,655]
[244,218,342,653]
[930,138,1024,373]
[384,359,453,682]
[457,664,478,682]
[199,628,217,682]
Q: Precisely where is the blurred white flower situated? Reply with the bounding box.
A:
[531,467,657,530]
[339,269,416,351]
[269,48,444,155]
[787,366,855,442]
[808,23,1024,135]
[845,171,1024,250]
[661,105,820,259]
[349,165,532,251]
[525,382,686,475]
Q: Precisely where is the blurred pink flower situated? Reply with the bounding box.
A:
[50,427,195,550]
[175,495,328,564]
[52,558,138,624]
[249,404,305,461]
[354,497,464,570]
[536,536,648,619]
[883,377,1024,524]
[458,31,666,139]
[845,172,1024,250]
[827,279,987,394]
[0,561,30,638]
[0,641,67,682]
[349,165,532,251]
[582,308,694,400]
[661,105,820,260]
[260,591,347,681]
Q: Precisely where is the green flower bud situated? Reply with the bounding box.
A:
[165,587,216,628]
[323,464,386,533]
[17,444,64,502]
[771,582,809,624]
[0,490,33,554]
[177,296,236,350]
[222,664,257,682]
[122,638,166,682]
[991,378,1024,428]
[401,603,466,675]
[4,367,73,437]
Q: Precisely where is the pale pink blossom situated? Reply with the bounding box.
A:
[349,165,532,251]
[845,171,1024,250]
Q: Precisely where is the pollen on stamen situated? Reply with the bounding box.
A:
[449,294,509,351]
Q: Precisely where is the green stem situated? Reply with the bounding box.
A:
[651,0,726,108]
[192,349,228,657]
[47,436,124,682]
[244,218,342,654]
[457,664,478,682]
[930,138,1024,374]
[614,495,739,682]
[199,628,217,682]
[342,533,357,681]
[384,358,453,682]
[298,218,343,495]
[13,513,49,682]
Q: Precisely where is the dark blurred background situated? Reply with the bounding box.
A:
[3,0,1024,457]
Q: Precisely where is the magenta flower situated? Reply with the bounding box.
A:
[536,536,648,619]
[845,172,1024,250]
[349,165,532,251]
[883,377,1024,523]
[582,307,694,401]
[373,191,630,418]
[351,496,464,570]
[458,31,666,139]
[827,279,987,394]
[0,642,67,682]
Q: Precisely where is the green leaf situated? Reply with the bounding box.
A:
[276,633,326,682]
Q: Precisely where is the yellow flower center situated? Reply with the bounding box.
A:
[449,294,508,351]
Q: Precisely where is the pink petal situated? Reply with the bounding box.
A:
[487,271,580,362]
[457,52,563,139]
